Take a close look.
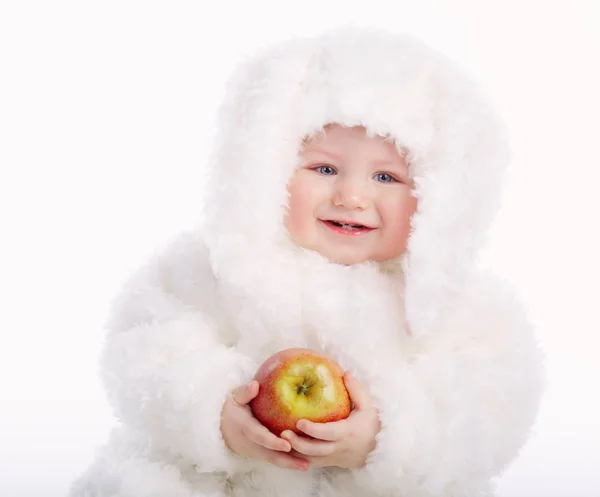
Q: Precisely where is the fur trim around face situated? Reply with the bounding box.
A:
[201,27,510,337]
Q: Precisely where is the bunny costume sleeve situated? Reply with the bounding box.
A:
[351,272,543,496]
[99,233,257,474]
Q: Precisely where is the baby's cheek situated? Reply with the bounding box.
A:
[284,197,313,248]
[378,198,414,258]
[287,176,323,239]
[284,208,302,241]
[382,231,408,260]
[394,210,414,251]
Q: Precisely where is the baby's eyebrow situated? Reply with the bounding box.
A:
[304,146,340,155]
[302,148,342,161]
[371,159,410,176]
[371,159,395,167]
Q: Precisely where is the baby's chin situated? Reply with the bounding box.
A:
[285,230,401,266]
[327,254,372,266]
[314,247,392,266]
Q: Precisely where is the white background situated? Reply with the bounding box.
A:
[1,1,599,496]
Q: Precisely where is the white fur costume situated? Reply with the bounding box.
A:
[70,28,544,497]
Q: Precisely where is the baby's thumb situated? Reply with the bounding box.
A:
[231,380,259,405]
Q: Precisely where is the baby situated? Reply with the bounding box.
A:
[70,28,543,497]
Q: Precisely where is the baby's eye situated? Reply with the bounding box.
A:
[314,165,336,176]
[375,173,397,183]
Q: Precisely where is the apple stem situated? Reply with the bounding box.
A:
[297,383,310,396]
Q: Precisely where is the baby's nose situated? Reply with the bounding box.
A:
[332,180,370,209]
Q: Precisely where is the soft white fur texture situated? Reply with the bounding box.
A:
[70,28,544,497]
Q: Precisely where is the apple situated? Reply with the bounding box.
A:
[249,348,351,435]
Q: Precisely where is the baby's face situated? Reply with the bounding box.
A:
[284,125,417,265]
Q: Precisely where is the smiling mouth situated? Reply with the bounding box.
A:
[321,220,375,235]
[329,220,367,229]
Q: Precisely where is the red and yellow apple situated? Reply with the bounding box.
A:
[249,348,351,435]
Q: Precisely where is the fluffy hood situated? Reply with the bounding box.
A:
[201,27,510,337]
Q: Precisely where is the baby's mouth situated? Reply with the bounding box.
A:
[321,220,375,234]
[328,220,366,230]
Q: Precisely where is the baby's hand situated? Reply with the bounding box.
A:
[220,381,309,471]
[281,372,380,469]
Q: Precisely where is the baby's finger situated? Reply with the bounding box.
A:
[257,446,309,472]
[281,430,337,457]
[343,372,373,411]
[231,381,259,406]
[243,421,292,452]
[296,419,346,441]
